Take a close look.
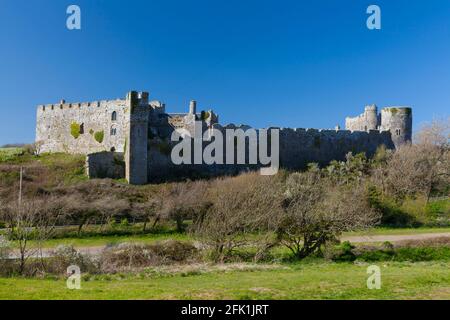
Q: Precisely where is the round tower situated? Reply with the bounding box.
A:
[380,107,412,148]
[364,104,378,130]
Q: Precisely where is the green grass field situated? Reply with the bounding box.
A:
[0,261,448,299]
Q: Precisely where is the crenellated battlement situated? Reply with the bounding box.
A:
[39,99,126,112]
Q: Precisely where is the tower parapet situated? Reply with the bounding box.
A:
[345,104,378,131]
[380,107,412,148]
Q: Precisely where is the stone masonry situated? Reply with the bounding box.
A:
[36,91,412,184]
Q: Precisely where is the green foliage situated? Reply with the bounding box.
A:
[70,122,81,139]
[94,131,104,144]
[0,148,24,162]
[200,110,210,120]
[120,218,129,227]
[89,129,94,135]
[357,246,450,262]
[326,152,370,185]
[425,199,450,220]
[388,107,398,115]
[326,241,357,262]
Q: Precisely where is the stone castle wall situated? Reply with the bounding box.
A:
[36,91,412,184]
[36,99,128,154]
[278,127,393,169]
[143,124,395,182]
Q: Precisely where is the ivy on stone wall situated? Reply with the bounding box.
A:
[389,108,398,115]
[94,131,104,144]
[200,110,211,120]
[70,122,81,139]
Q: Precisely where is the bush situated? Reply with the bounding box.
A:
[99,240,198,273]
[0,236,15,276]
[0,147,24,162]
[0,236,11,262]
[324,241,356,262]
[354,238,450,262]
[70,122,81,139]
[47,245,99,275]
[94,131,104,144]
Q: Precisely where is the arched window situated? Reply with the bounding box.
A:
[112,111,117,121]
[396,129,401,136]
[110,127,117,136]
[79,123,84,134]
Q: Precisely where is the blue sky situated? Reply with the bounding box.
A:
[0,0,449,145]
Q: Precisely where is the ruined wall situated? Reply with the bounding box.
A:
[345,105,379,131]
[36,99,128,154]
[86,152,125,179]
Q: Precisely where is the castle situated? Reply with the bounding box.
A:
[35,91,412,184]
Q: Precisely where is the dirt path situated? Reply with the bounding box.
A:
[11,232,450,258]
[342,232,450,243]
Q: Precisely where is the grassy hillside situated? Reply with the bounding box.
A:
[0,148,87,197]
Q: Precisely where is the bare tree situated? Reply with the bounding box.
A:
[161,180,210,233]
[1,196,65,274]
[373,118,450,204]
[276,170,379,259]
[414,117,450,148]
[191,173,282,262]
[130,197,161,232]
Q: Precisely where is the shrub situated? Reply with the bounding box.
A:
[356,249,395,262]
[324,241,356,262]
[94,131,104,144]
[120,218,129,227]
[0,236,14,276]
[99,240,198,273]
[354,238,450,262]
[0,147,24,162]
[48,245,98,274]
[393,247,450,262]
[70,122,81,139]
